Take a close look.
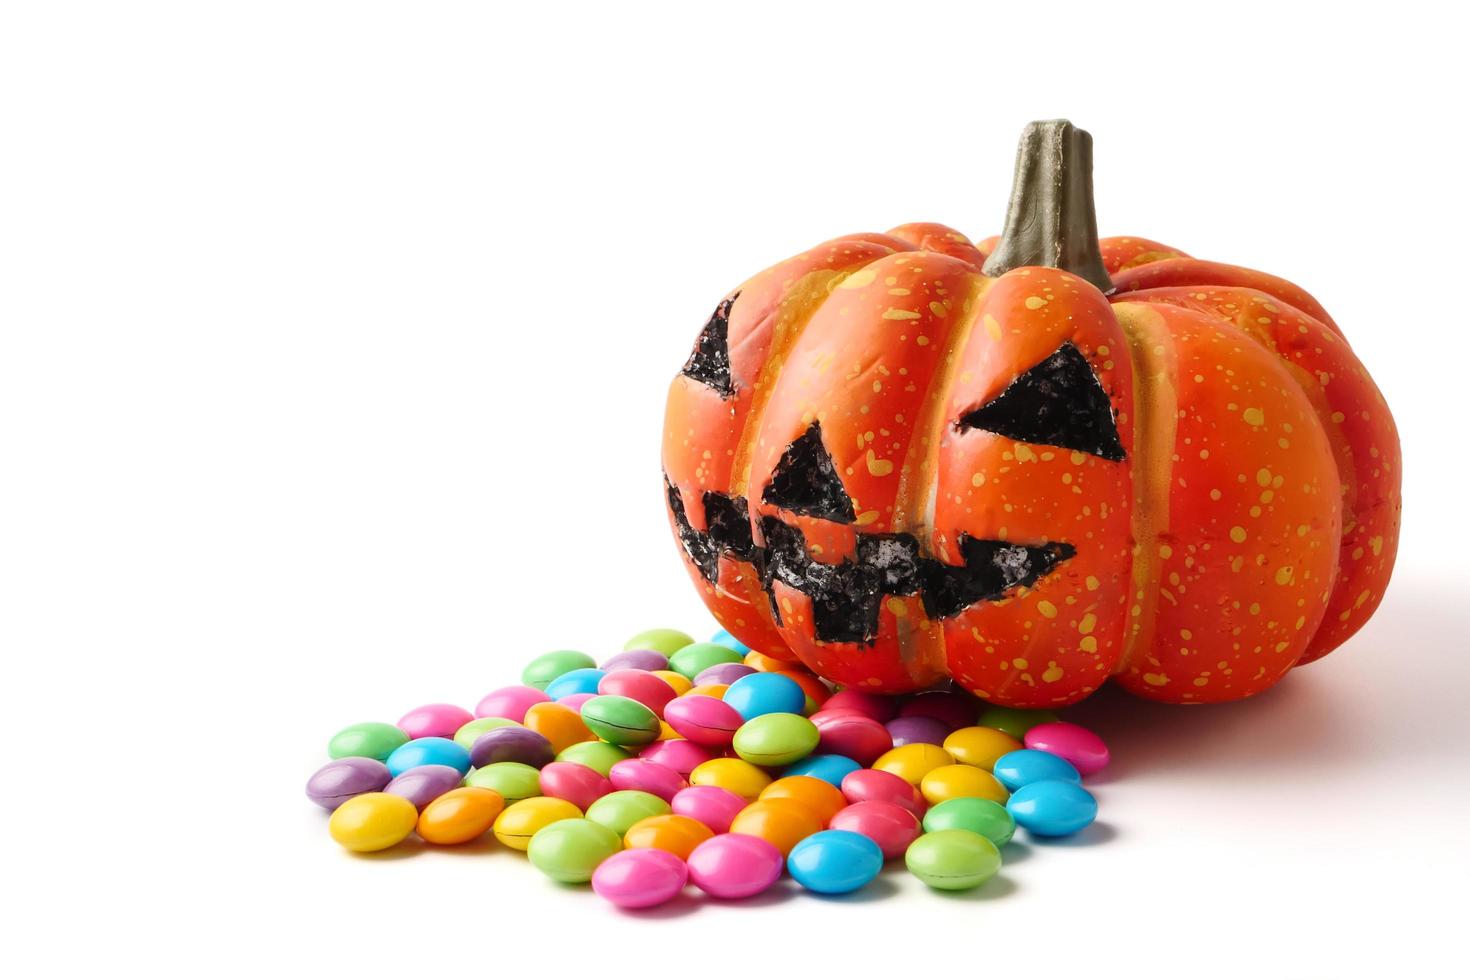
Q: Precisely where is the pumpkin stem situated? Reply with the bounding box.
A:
[982,119,1113,294]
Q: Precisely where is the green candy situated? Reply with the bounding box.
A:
[452,716,517,750]
[977,706,1059,741]
[556,741,632,776]
[522,649,597,690]
[922,797,1016,847]
[580,695,661,747]
[624,628,697,656]
[732,712,819,767]
[668,642,745,680]
[464,761,541,803]
[527,818,622,884]
[328,722,410,762]
[584,790,671,836]
[905,829,1002,891]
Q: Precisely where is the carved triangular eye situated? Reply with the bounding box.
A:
[918,534,1077,619]
[956,342,1125,461]
[680,294,738,397]
[762,422,856,523]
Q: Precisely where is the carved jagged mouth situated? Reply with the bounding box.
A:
[666,479,1076,645]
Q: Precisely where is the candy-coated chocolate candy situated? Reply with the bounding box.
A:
[384,764,463,809]
[579,694,662,748]
[732,713,819,767]
[475,686,550,723]
[688,758,771,802]
[469,726,555,769]
[544,667,607,701]
[522,649,598,690]
[759,776,847,825]
[671,785,747,834]
[328,722,410,762]
[416,787,504,844]
[592,848,688,908]
[493,796,582,850]
[920,764,1009,806]
[306,757,391,810]
[840,768,926,816]
[898,690,978,732]
[873,743,955,785]
[539,761,615,811]
[943,726,1023,771]
[585,790,672,836]
[602,649,670,673]
[453,716,516,750]
[743,650,793,673]
[992,749,1082,791]
[528,818,622,883]
[978,706,1058,741]
[782,754,861,787]
[829,801,921,859]
[624,628,697,656]
[556,741,632,776]
[609,758,687,802]
[397,703,474,740]
[651,670,692,696]
[787,830,883,895]
[886,715,950,748]
[729,798,823,857]
[687,833,784,899]
[668,642,745,680]
[1007,780,1097,837]
[624,814,715,860]
[709,628,751,654]
[723,673,807,720]
[922,797,1015,847]
[664,695,743,747]
[328,792,418,852]
[823,689,899,722]
[598,669,678,716]
[813,712,892,766]
[905,829,1001,891]
[523,701,595,753]
[1024,721,1110,776]
[686,683,729,699]
[639,739,714,778]
[557,692,596,711]
[386,737,471,777]
[694,662,755,687]
[464,761,541,804]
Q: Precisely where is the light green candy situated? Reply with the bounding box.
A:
[624,628,697,656]
[556,741,632,776]
[922,797,1016,847]
[328,722,409,762]
[465,762,541,803]
[528,818,622,883]
[453,716,517,750]
[584,790,671,836]
[580,694,661,747]
[977,706,1059,741]
[522,649,597,690]
[905,829,1002,891]
[668,642,744,680]
[732,712,819,767]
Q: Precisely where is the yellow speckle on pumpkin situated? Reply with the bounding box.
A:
[1079,636,1098,654]
[1230,526,1248,543]
[855,510,880,526]
[1143,672,1169,686]
[971,472,986,487]
[882,308,921,321]
[1024,296,1048,310]
[928,301,948,318]
[1078,613,1097,634]
[1275,566,1294,585]
[1042,664,1064,683]
[984,314,1002,341]
[1369,535,1383,556]
[1085,576,1099,591]
[1037,600,1058,619]
[840,269,876,289]
[1243,407,1265,426]
[866,450,894,477]
[1012,658,1028,670]
[886,597,908,616]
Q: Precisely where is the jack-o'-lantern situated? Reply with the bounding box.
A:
[661,120,1400,707]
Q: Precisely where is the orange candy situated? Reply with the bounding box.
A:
[416,787,504,844]
[729,798,823,856]
[759,776,846,825]
[523,701,595,754]
[623,814,714,859]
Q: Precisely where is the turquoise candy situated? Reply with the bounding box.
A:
[710,629,751,654]
[1007,779,1097,837]
[787,830,883,894]
[992,749,1081,791]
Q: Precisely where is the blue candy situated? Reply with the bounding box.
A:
[1007,779,1097,837]
[992,748,1081,791]
[710,629,751,654]
[385,736,472,777]
[787,830,884,894]
[782,754,861,786]
[543,667,607,700]
[723,672,806,720]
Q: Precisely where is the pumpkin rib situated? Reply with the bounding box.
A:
[1110,257,1341,337]
[1098,236,1190,274]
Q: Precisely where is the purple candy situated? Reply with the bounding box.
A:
[470,726,555,768]
[306,757,391,810]
[600,649,669,672]
[885,715,950,747]
[383,764,463,809]
[695,662,756,686]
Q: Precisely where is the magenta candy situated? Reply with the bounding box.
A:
[886,715,950,747]
[898,690,978,732]
[383,764,463,809]
[639,739,715,778]
[823,689,899,722]
[828,800,921,859]
[609,758,686,802]
[539,761,614,810]
[598,669,678,716]
[670,785,747,834]
[687,833,784,899]
[1024,721,1110,776]
[469,726,555,768]
[601,649,670,673]
[813,712,892,766]
[592,848,688,909]
[557,692,597,711]
[694,662,756,687]
[306,757,391,810]
[841,768,926,816]
[397,703,474,740]
[664,695,743,747]
[474,685,550,723]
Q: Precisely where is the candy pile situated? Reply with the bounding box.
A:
[307,627,1109,907]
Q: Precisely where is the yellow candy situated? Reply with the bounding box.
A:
[328,792,419,852]
[873,743,955,785]
[652,670,693,697]
[658,720,683,741]
[943,726,1023,771]
[492,796,582,851]
[687,683,729,699]
[689,757,772,802]
[417,787,504,845]
[920,764,1010,805]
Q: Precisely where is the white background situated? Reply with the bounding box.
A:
[3,2,1466,978]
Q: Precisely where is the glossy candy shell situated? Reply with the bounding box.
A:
[1007,779,1097,837]
[528,818,623,883]
[328,793,418,852]
[787,830,884,895]
[905,829,1001,891]
[306,757,391,810]
[686,833,784,899]
[592,848,688,909]
[416,787,504,844]
[585,790,672,836]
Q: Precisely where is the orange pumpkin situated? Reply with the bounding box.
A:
[661,120,1400,707]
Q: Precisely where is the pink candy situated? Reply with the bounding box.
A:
[822,689,898,722]
[592,848,688,909]
[474,685,550,723]
[670,785,747,834]
[829,801,921,859]
[841,768,926,816]
[663,695,743,747]
[609,758,687,802]
[598,669,678,716]
[539,761,613,811]
[639,739,715,779]
[1024,721,1109,776]
[686,833,784,899]
[812,712,893,766]
[898,690,978,731]
[397,703,473,740]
